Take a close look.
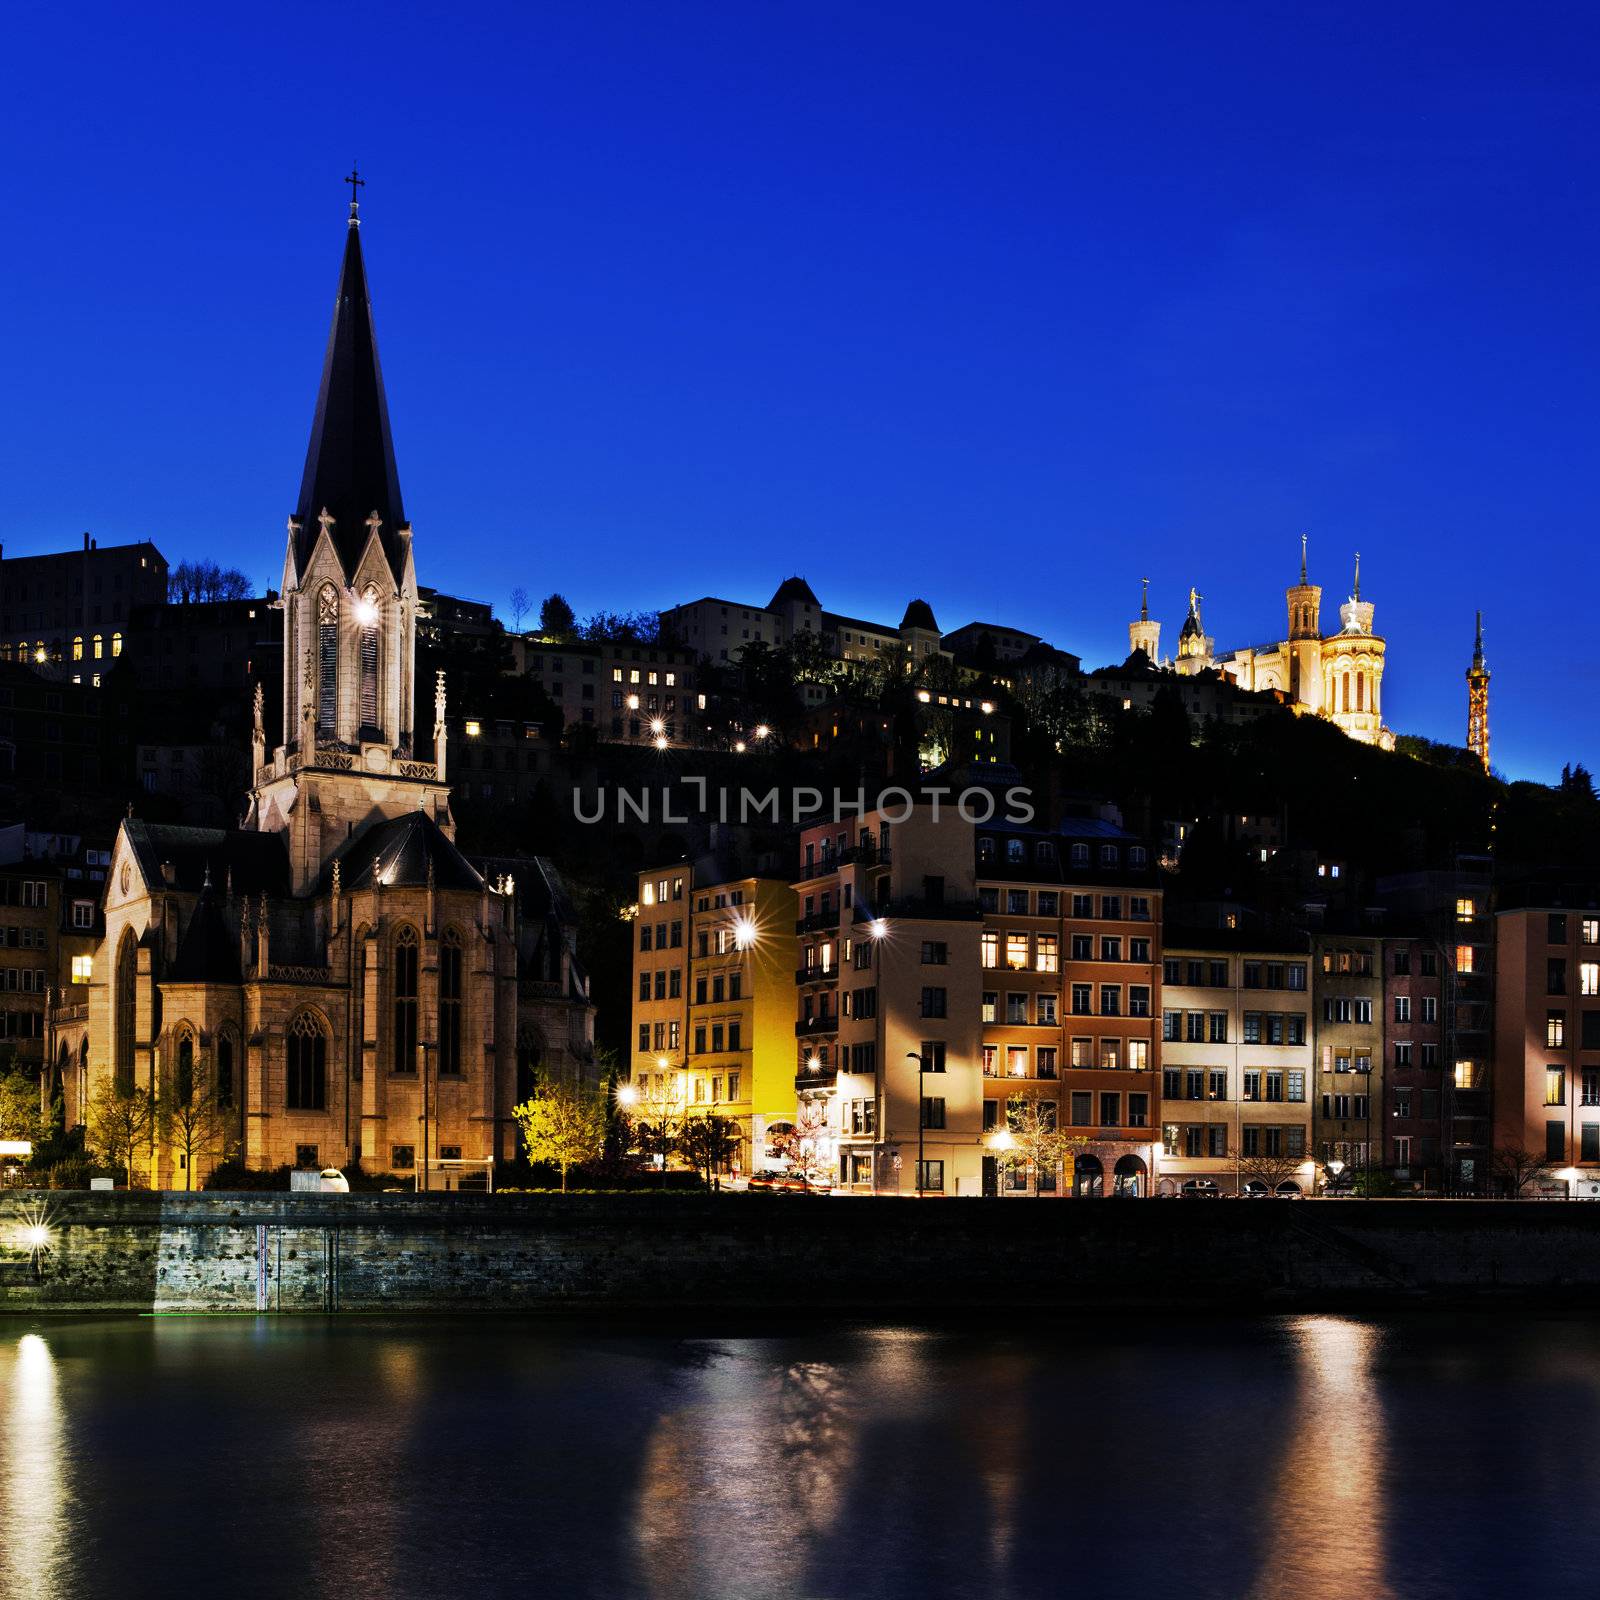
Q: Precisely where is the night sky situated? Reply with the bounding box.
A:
[4,1,1596,781]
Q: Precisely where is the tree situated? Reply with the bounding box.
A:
[578,609,659,643]
[513,1077,607,1192]
[162,1060,236,1192]
[1492,1144,1558,1198]
[628,1081,682,1178]
[86,1080,160,1189]
[509,586,531,632]
[774,1099,832,1189]
[998,1093,1082,1197]
[167,559,251,604]
[538,593,577,638]
[678,1113,741,1190]
[0,1065,42,1148]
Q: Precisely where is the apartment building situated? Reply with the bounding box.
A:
[1383,932,1445,1188]
[630,859,799,1174]
[977,817,1161,1197]
[1312,930,1385,1181]
[515,637,702,748]
[1493,889,1600,1192]
[1158,930,1314,1195]
[0,534,168,671]
[794,804,984,1196]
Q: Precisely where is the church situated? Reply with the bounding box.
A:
[1129,540,1395,749]
[57,186,592,1187]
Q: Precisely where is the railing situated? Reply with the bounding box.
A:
[875,896,982,921]
[795,1014,839,1037]
[397,760,439,781]
[795,966,837,985]
[798,842,892,881]
[795,910,841,934]
[267,964,334,984]
[51,1001,88,1024]
[795,1065,839,1092]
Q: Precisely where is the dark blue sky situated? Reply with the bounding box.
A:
[4,1,1595,780]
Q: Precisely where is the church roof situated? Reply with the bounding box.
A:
[168,883,242,984]
[123,821,290,897]
[323,810,484,894]
[900,598,940,633]
[293,205,407,584]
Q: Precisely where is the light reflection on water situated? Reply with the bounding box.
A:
[2,1313,1599,1600]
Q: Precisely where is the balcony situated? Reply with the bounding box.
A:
[795,1014,839,1038]
[795,966,837,986]
[797,842,892,881]
[795,909,841,935]
[873,896,982,922]
[795,1064,839,1093]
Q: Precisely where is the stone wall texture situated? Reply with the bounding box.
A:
[5,1193,1600,1315]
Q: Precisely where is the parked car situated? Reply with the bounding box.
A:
[747,1170,830,1195]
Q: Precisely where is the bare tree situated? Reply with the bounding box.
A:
[163,1060,236,1191]
[1492,1145,1558,1198]
[775,1099,833,1189]
[679,1113,741,1190]
[86,1080,159,1189]
[628,1081,681,1178]
[1239,1149,1307,1195]
[168,559,252,604]
[509,586,531,632]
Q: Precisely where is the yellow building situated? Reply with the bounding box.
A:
[631,861,798,1175]
[1135,541,1394,749]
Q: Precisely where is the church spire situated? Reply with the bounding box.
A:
[294,173,406,583]
[1467,610,1490,773]
[1140,576,1149,621]
[1300,532,1308,584]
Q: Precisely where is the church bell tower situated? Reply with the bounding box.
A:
[246,173,453,892]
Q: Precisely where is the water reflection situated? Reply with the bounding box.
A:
[3,1332,70,1598]
[1249,1316,1390,1600]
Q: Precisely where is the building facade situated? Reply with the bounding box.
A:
[1311,930,1384,1182]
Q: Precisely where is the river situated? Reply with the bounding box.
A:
[1,1312,1595,1599]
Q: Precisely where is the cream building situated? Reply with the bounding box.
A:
[74,191,591,1187]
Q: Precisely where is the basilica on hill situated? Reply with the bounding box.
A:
[53,184,592,1188]
[1129,537,1395,749]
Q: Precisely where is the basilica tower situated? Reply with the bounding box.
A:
[1128,577,1161,661]
[247,178,453,891]
[1467,610,1490,772]
[1286,536,1325,711]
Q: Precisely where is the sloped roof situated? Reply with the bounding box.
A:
[168,884,242,984]
[769,576,820,609]
[293,212,407,583]
[123,822,290,897]
[323,810,483,893]
[900,598,939,633]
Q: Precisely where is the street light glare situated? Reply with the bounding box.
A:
[732,915,758,950]
[615,1084,639,1108]
[868,919,889,941]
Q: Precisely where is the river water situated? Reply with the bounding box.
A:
[1,1312,1596,1600]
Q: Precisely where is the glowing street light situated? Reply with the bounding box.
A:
[987,1128,1016,1152]
[867,919,889,941]
[353,594,380,627]
[734,740,747,753]
[649,717,665,735]
[653,735,668,750]
[732,915,759,950]
[627,694,640,710]
[805,1055,822,1073]
[615,1083,640,1109]
[754,724,770,740]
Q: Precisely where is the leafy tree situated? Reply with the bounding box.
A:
[578,609,659,643]
[678,1113,741,1190]
[0,1066,43,1148]
[167,559,252,603]
[538,592,574,638]
[86,1080,160,1189]
[163,1060,236,1191]
[513,1077,607,1192]
[628,1081,682,1178]
[997,1093,1082,1197]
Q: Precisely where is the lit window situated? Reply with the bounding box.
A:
[1454,1060,1479,1090]
[465,720,481,738]
[92,634,103,660]
[70,955,92,983]
[1455,945,1474,974]
[72,636,83,661]
[1582,963,1600,997]
[1456,898,1475,921]
[111,632,122,658]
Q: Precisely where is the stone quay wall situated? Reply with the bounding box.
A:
[4,1192,1600,1315]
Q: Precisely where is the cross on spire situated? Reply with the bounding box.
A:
[345,162,365,223]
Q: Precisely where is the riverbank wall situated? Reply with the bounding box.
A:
[3,1192,1600,1314]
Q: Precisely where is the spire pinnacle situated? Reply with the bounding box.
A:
[1140,576,1149,621]
[1472,609,1486,669]
[1352,551,1361,600]
[344,162,365,226]
[1300,533,1308,584]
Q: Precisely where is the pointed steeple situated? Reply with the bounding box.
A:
[294,174,407,582]
[1472,608,1486,671]
[1300,532,1308,584]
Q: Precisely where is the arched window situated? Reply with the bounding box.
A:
[114,931,136,1093]
[393,926,419,1074]
[111,631,123,658]
[92,633,104,661]
[175,1029,195,1104]
[359,585,380,734]
[78,1037,89,1117]
[1341,671,1350,713]
[286,1013,327,1110]
[438,927,463,1076]
[72,635,83,662]
[1356,672,1365,713]
[216,1032,234,1109]
[317,585,339,735]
